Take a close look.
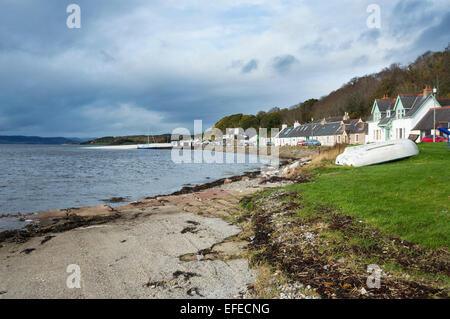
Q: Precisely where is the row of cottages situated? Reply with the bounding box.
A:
[275,114,368,146]
[367,85,450,142]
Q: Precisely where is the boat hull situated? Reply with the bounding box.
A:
[335,139,419,167]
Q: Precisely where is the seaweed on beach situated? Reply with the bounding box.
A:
[40,235,55,245]
[173,270,200,280]
[0,213,122,244]
[186,287,204,297]
[243,189,449,299]
[162,171,261,197]
[101,196,129,203]
[21,248,35,254]
[181,226,199,234]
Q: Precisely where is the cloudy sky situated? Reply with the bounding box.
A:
[0,0,448,137]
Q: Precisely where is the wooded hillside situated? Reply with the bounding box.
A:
[214,45,450,130]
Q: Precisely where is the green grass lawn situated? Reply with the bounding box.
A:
[286,143,450,249]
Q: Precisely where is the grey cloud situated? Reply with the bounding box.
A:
[100,50,116,63]
[241,59,258,73]
[352,55,369,66]
[389,0,436,38]
[271,55,299,74]
[338,41,353,50]
[358,29,381,44]
[0,0,449,137]
[301,38,334,55]
[414,12,450,50]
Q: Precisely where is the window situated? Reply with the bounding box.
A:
[356,134,359,142]
[373,112,380,121]
[337,136,341,143]
[387,110,391,117]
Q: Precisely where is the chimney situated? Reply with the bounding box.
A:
[344,112,349,120]
[383,94,388,99]
[423,85,433,97]
[294,121,300,128]
[281,124,288,130]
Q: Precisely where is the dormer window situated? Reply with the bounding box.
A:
[374,112,381,121]
[396,109,405,119]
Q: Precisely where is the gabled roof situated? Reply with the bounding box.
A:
[437,98,450,106]
[285,123,322,138]
[378,113,396,126]
[313,122,343,136]
[412,106,450,130]
[278,127,294,138]
[324,116,346,123]
[398,95,424,110]
[403,95,427,116]
[403,95,450,117]
[312,115,349,124]
[345,120,368,134]
[375,99,396,112]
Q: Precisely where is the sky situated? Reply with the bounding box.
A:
[0,0,449,137]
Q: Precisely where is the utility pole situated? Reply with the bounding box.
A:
[433,87,437,142]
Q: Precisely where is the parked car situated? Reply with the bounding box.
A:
[307,139,321,146]
[265,142,273,146]
[420,135,446,143]
[297,141,308,146]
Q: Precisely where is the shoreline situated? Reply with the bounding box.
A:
[0,156,309,298]
[0,153,306,241]
[0,145,312,225]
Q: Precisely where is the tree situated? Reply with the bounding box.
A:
[260,112,282,130]
[239,115,259,130]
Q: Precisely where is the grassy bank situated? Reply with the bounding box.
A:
[239,143,449,298]
[287,143,449,248]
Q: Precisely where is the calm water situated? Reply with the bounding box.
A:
[0,144,266,216]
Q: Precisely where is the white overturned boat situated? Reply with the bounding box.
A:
[335,139,419,167]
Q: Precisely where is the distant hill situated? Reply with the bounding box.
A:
[81,134,172,145]
[0,135,88,145]
[214,45,450,130]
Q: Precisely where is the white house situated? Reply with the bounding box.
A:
[368,86,450,142]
